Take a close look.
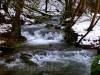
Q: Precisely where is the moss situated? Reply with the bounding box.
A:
[91,55,100,75]
[5,57,15,63]
[45,24,54,28]
[20,53,37,66]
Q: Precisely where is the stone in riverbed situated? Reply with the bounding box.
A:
[0,46,14,53]
[20,53,38,66]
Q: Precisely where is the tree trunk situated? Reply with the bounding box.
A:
[64,21,78,45]
[11,0,24,38]
[63,0,88,45]
[45,0,49,13]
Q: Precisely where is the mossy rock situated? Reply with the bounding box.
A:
[20,53,37,66]
[17,36,27,43]
[45,24,54,28]
[5,57,15,63]
[91,55,100,75]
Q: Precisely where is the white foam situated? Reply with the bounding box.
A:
[22,29,63,45]
[30,50,94,66]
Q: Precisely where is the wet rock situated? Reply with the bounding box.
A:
[34,20,42,24]
[0,46,14,53]
[5,57,15,63]
[20,53,38,66]
[97,49,100,55]
[54,26,61,30]
[17,35,26,42]
[45,24,54,28]
[20,19,25,25]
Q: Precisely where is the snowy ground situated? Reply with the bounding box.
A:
[0,24,12,33]
[0,9,12,44]
[0,24,11,44]
[72,14,100,48]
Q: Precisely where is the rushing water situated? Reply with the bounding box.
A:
[0,17,97,75]
[21,24,64,45]
[0,46,96,75]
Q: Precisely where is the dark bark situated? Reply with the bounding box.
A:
[63,0,85,45]
[45,0,49,13]
[11,0,24,38]
[0,0,1,9]
[97,50,100,55]
[64,22,78,45]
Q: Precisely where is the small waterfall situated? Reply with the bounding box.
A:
[21,25,64,45]
[29,50,94,67]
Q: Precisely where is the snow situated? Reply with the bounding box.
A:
[20,15,35,23]
[0,40,6,44]
[39,0,64,15]
[4,16,11,20]
[0,10,5,15]
[72,16,91,35]
[72,14,100,47]
[0,24,12,33]
[8,8,16,16]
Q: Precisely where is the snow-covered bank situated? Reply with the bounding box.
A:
[0,24,12,33]
[0,24,12,45]
[72,15,100,48]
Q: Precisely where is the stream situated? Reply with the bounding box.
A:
[0,16,97,75]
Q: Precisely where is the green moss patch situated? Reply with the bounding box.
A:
[45,24,54,28]
[91,55,100,75]
[20,53,37,66]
